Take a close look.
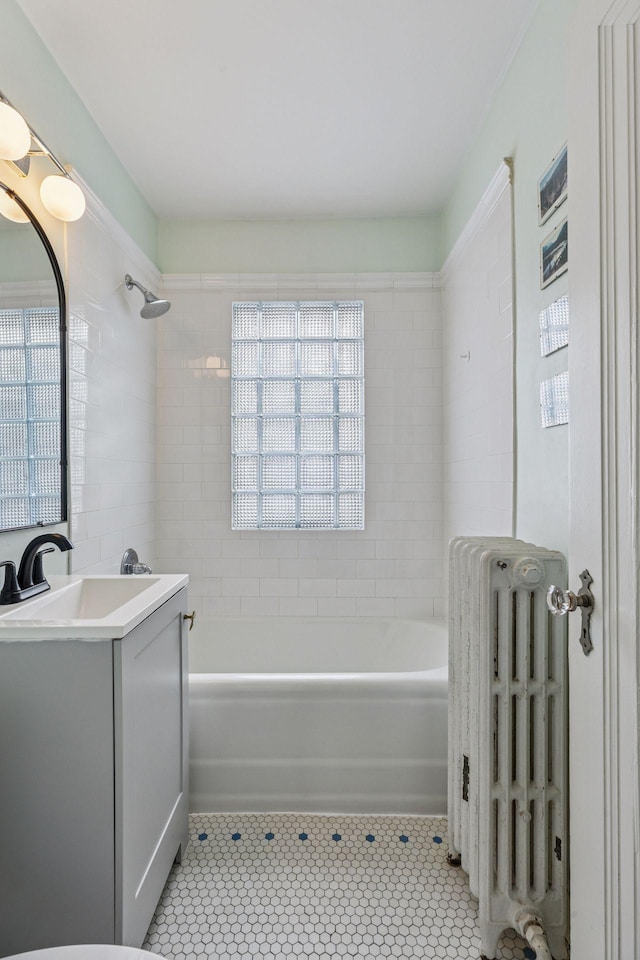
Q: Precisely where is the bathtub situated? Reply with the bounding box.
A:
[188,617,448,815]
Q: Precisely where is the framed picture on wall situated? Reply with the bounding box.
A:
[538,143,568,225]
[540,217,568,289]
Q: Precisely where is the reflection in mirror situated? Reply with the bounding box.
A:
[0,183,67,531]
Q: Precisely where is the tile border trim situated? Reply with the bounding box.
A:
[161,272,441,292]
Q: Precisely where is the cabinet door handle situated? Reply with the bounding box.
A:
[183,611,196,631]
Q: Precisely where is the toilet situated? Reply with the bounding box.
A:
[4,948,166,960]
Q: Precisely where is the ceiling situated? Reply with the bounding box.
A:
[17,0,538,221]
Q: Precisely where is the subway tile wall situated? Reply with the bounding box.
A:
[441,171,514,588]
[65,185,158,574]
[156,274,444,618]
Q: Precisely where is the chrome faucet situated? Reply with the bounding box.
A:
[120,547,152,575]
[0,533,74,605]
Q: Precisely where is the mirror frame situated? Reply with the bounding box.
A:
[0,181,68,531]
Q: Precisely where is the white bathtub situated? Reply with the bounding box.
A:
[188,617,448,815]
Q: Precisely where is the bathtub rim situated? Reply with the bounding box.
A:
[189,666,448,683]
[188,615,449,677]
[188,667,448,703]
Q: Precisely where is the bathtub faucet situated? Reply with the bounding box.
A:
[0,533,74,605]
[120,547,152,575]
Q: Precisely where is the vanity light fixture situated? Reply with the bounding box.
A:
[40,174,86,222]
[0,90,85,222]
[0,186,29,222]
[0,101,31,161]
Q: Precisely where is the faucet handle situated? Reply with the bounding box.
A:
[121,547,152,575]
[0,561,20,605]
[33,547,55,586]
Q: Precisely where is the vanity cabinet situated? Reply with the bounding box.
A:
[0,587,189,957]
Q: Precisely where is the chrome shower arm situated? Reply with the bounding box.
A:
[124,274,147,295]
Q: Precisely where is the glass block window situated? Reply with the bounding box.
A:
[0,307,62,528]
[231,301,364,530]
[540,370,569,428]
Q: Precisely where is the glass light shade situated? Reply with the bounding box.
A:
[0,189,29,222]
[40,175,86,221]
[0,102,31,160]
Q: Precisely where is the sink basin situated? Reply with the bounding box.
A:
[0,576,161,621]
[0,574,188,639]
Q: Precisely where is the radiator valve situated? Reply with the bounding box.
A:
[512,909,552,960]
[513,557,545,586]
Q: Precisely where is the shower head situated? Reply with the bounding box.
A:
[124,274,171,319]
[140,296,172,320]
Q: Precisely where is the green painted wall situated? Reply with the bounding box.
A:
[1,1,158,263]
[0,216,54,282]
[443,0,581,257]
[3,3,440,275]
[158,216,442,274]
[442,0,582,557]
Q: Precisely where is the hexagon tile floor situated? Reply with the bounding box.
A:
[143,814,537,960]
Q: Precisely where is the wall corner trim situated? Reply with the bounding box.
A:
[441,162,512,281]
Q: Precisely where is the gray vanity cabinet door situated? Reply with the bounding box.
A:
[0,639,115,955]
[113,588,189,947]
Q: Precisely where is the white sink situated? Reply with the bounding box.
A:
[0,574,189,639]
[1,576,161,620]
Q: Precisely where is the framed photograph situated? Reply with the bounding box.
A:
[539,293,569,356]
[540,217,568,289]
[538,143,567,225]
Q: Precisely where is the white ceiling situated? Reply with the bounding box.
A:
[17,0,538,221]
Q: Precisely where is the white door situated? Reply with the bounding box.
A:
[568,0,640,956]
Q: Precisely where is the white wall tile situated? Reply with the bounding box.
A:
[336,578,376,598]
[156,276,445,616]
[278,597,318,616]
[441,182,514,606]
[278,559,318,579]
[331,540,376,560]
[240,597,279,616]
[260,578,298,597]
[316,560,357,580]
[317,598,358,617]
[356,598,396,617]
[259,540,299,559]
[298,578,337,597]
[198,558,239,577]
[240,559,279,578]
[202,596,242,616]
[67,200,158,575]
[395,598,435,619]
[297,541,338,560]
[220,577,259,596]
[222,539,261,559]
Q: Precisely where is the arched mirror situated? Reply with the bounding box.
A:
[0,182,67,531]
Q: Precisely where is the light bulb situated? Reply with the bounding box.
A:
[40,174,85,221]
[0,102,31,161]
[0,189,29,222]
